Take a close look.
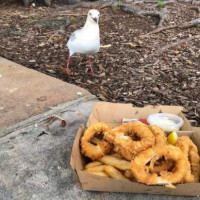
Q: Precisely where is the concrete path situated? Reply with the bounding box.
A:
[0,57,89,129]
[0,96,197,200]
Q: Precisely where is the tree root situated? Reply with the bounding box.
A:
[117,4,168,27]
[154,34,200,55]
[72,0,168,27]
[190,6,200,13]
[178,0,200,5]
[73,0,200,29]
[142,17,200,36]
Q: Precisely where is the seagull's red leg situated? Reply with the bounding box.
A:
[88,57,95,76]
[66,56,71,75]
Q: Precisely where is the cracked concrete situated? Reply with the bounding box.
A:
[0,57,89,129]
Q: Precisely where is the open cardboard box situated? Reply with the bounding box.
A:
[70,102,200,196]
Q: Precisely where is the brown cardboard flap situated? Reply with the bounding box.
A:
[191,131,200,153]
[72,102,200,196]
[179,113,193,131]
[77,170,200,196]
[177,131,195,137]
[70,125,85,171]
[192,127,200,135]
[87,102,133,127]
[87,102,187,128]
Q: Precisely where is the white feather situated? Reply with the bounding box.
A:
[67,9,100,56]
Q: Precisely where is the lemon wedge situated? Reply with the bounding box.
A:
[167,131,178,145]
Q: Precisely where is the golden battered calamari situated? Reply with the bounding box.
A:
[176,136,200,183]
[104,122,155,159]
[81,122,112,160]
[131,146,189,185]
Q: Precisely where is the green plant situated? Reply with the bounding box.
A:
[157,0,164,8]
[118,0,122,7]
[112,0,123,12]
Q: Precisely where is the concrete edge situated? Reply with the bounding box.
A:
[0,94,97,138]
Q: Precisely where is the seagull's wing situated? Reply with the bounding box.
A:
[67,26,100,55]
[67,29,83,55]
[68,29,82,42]
[69,31,77,42]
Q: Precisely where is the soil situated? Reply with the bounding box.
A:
[0,0,200,125]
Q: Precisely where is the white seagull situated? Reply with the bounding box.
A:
[66,9,100,76]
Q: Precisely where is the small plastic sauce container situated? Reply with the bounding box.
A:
[147,113,184,132]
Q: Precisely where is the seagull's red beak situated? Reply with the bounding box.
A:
[92,17,98,23]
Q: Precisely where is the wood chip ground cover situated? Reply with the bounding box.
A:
[0,1,200,125]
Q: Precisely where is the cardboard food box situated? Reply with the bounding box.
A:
[70,102,200,196]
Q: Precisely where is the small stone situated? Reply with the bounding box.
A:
[0,107,4,110]
[145,77,152,81]
[153,87,159,92]
[39,42,45,47]
[196,71,200,75]
[29,60,36,63]
[124,0,133,2]
[99,72,106,77]
[77,92,83,97]
[46,69,56,74]
[186,60,193,65]
[163,57,169,61]
[174,50,179,55]
[9,88,18,93]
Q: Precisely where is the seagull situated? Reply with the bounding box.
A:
[66,9,100,76]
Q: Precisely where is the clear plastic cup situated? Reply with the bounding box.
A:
[147,113,184,132]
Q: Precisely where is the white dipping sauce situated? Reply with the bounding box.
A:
[147,113,183,132]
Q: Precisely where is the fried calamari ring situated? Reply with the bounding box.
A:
[149,157,175,174]
[81,123,112,160]
[147,125,172,174]
[176,136,200,183]
[105,122,155,157]
[112,144,135,161]
[131,146,189,185]
[148,125,167,146]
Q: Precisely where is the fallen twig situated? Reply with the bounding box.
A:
[70,0,168,27]
[192,0,196,5]
[100,44,112,48]
[154,34,200,55]
[58,13,87,16]
[142,17,200,37]
[141,25,177,37]
[43,115,66,127]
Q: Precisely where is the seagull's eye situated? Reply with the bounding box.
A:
[89,13,92,16]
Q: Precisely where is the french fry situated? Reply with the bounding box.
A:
[104,165,129,181]
[86,171,109,177]
[84,161,102,169]
[98,155,131,170]
[85,165,106,172]
[124,169,134,179]
[109,153,122,159]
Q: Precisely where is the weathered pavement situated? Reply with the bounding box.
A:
[0,57,89,130]
[0,58,199,200]
[0,95,199,200]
